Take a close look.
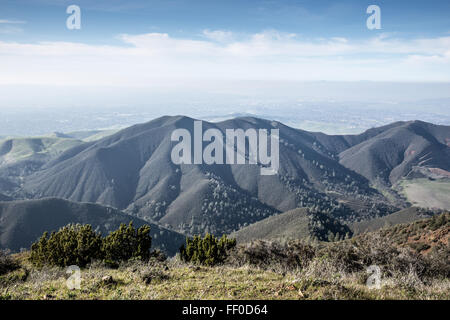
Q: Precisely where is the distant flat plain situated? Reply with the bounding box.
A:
[399,178,450,210]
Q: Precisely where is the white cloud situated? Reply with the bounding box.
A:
[0,26,23,34]
[0,19,26,24]
[0,30,449,86]
[0,19,26,34]
[202,30,234,43]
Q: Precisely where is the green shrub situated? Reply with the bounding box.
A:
[102,222,151,262]
[430,213,449,230]
[179,234,236,266]
[30,224,103,267]
[30,222,152,267]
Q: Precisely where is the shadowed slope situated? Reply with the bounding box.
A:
[339,121,450,185]
[24,116,391,235]
[0,198,185,255]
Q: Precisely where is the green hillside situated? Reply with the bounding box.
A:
[350,207,436,234]
[0,137,82,165]
[230,208,310,242]
[231,208,352,243]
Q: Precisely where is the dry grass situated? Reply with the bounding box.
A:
[1,216,448,300]
[0,251,448,300]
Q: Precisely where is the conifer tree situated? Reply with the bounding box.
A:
[180,233,236,266]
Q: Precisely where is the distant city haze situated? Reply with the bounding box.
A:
[0,81,449,136]
[0,0,449,135]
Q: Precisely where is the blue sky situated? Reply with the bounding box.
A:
[0,0,450,97]
[1,0,450,43]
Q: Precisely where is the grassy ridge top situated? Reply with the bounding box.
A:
[0,137,82,164]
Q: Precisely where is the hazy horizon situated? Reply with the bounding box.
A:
[1,0,450,135]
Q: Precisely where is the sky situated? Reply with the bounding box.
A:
[0,0,450,111]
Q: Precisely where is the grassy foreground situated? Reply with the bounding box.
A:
[1,253,448,300]
[1,213,448,300]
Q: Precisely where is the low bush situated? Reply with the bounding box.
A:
[224,232,449,281]
[30,222,152,267]
[179,234,236,266]
[102,223,151,262]
[30,224,102,268]
[305,234,437,279]
[226,240,316,270]
[426,243,450,278]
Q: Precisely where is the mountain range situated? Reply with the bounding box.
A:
[0,116,448,254]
